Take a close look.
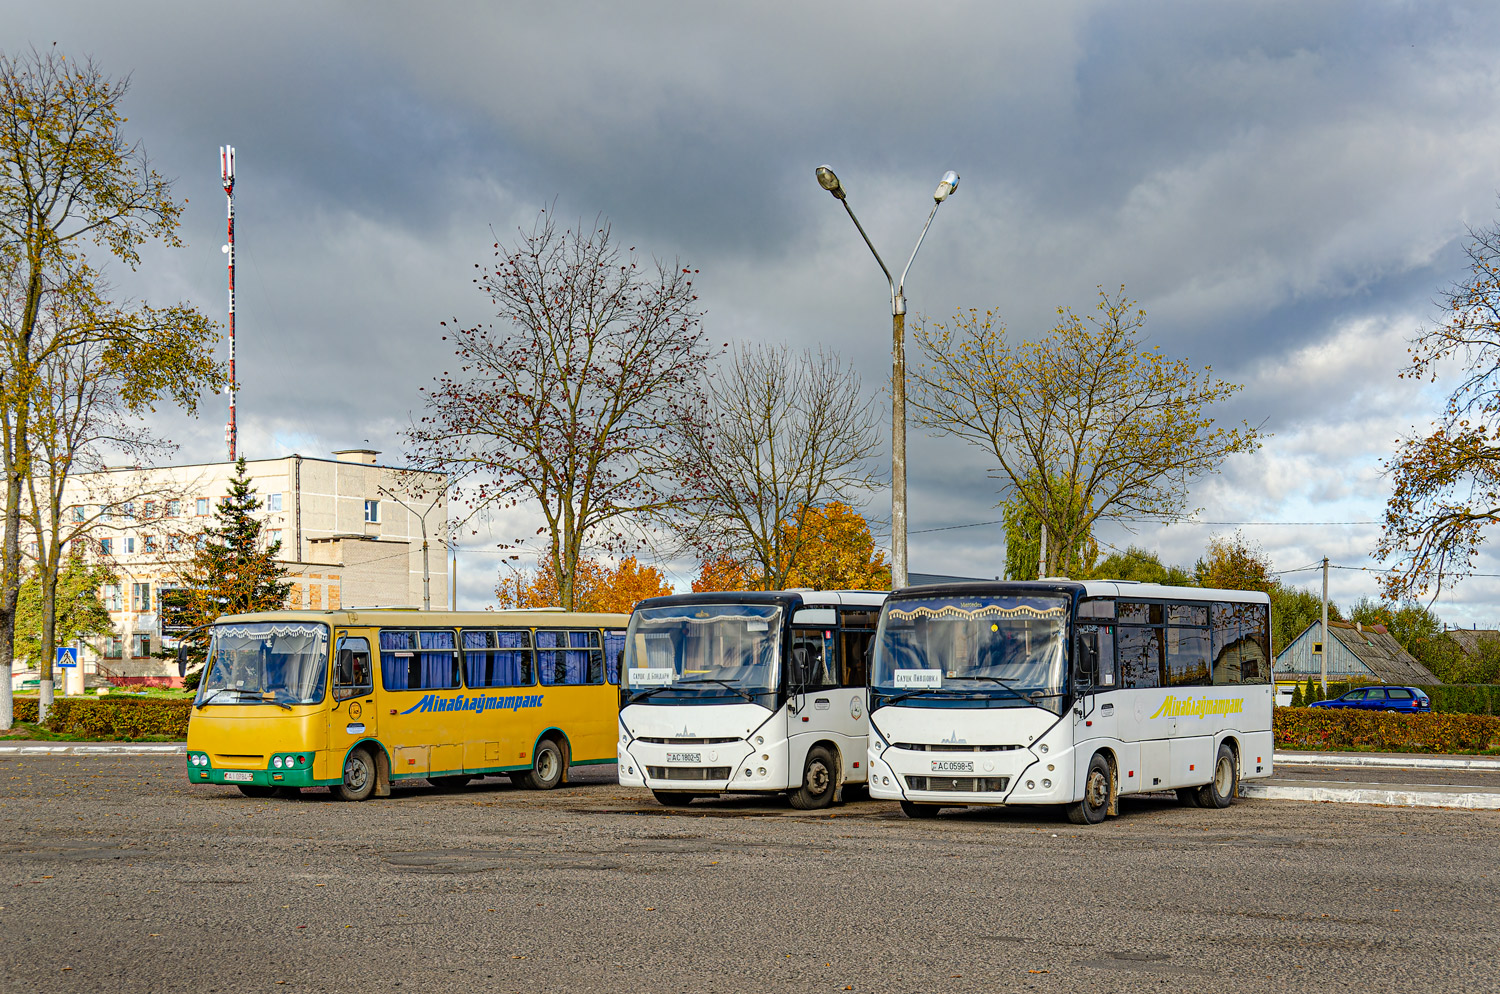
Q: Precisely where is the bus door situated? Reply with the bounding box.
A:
[330,633,376,766]
[788,611,846,777]
[1073,623,1116,746]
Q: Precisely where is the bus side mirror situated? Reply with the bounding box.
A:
[176,645,188,678]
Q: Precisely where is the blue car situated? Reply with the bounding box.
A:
[1309,685,1431,713]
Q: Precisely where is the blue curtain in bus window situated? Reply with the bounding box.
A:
[380,630,415,691]
[604,631,625,684]
[418,630,458,689]
[463,629,532,687]
[537,630,601,685]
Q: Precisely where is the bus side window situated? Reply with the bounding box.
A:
[840,630,872,688]
[1074,625,1115,689]
[334,636,372,701]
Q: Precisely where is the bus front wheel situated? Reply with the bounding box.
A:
[788,745,838,810]
[521,738,566,790]
[1195,743,1238,809]
[1067,753,1112,825]
[332,747,376,802]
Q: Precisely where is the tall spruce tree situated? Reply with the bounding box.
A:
[177,458,291,659]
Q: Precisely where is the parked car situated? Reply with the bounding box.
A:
[1308,685,1431,713]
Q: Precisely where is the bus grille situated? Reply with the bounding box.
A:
[647,766,731,781]
[894,743,1021,752]
[905,775,1010,793]
[213,754,265,767]
[636,737,740,745]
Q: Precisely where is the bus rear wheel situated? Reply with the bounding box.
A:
[899,800,941,819]
[236,785,277,799]
[1195,743,1238,809]
[652,791,698,807]
[520,738,566,790]
[331,747,376,802]
[1067,753,1112,825]
[788,745,838,810]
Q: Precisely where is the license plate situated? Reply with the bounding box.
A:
[223,771,254,782]
[666,752,701,763]
[930,760,974,773]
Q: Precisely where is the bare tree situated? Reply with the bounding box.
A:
[911,287,1263,575]
[406,212,712,610]
[678,344,881,589]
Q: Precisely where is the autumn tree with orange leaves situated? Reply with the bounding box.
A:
[688,502,889,592]
[1379,218,1500,599]
[496,555,672,613]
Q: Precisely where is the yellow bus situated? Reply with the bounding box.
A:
[184,608,629,800]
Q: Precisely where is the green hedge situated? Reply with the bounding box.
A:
[1420,684,1500,716]
[11,697,191,739]
[1275,707,1500,754]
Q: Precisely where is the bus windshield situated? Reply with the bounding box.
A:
[623,603,782,702]
[197,622,330,707]
[872,594,1069,711]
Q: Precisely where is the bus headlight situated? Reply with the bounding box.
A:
[1042,779,1052,789]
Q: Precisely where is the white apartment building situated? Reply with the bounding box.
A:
[42,448,448,685]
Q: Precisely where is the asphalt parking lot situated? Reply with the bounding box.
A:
[2,755,1498,994]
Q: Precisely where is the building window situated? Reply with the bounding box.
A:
[167,534,181,553]
[99,505,113,523]
[309,584,322,609]
[124,537,135,554]
[103,584,122,611]
[166,500,180,518]
[143,534,157,554]
[70,505,85,522]
[143,501,157,520]
[364,499,380,524]
[268,529,283,547]
[131,634,151,658]
[99,537,113,556]
[132,582,151,612]
[104,636,124,660]
[196,498,209,516]
[269,493,283,512]
[122,502,134,520]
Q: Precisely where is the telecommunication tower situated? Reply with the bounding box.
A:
[220,144,237,461]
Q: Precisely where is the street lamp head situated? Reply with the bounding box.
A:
[815,164,847,200]
[934,170,960,203]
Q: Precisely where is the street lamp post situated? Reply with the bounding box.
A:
[815,165,959,589]
[379,487,446,610]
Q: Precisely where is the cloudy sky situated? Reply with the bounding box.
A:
[10,1,1500,619]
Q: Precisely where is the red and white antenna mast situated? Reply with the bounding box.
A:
[220,144,237,462]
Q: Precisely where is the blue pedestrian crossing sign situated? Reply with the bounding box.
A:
[55,646,78,668]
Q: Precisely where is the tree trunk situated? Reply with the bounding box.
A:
[0,459,21,731]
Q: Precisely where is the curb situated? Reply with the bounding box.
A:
[0,742,185,756]
[1244,781,1500,811]
[1274,752,1500,772]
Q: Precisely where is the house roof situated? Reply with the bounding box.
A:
[1325,620,1442,685]
[1444,628,1500,659]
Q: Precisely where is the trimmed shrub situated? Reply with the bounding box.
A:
[1421,684,1500,716]
[1290,683,1305,708]
[1275,707,1500,754]
[11,697,191,739]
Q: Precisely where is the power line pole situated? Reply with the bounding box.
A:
[1320,556,1329,697]
[220,145,238,461]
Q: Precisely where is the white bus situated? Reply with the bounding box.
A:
[618,590,886,809]
[867,581,1273,824]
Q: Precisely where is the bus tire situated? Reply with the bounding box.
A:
[331,747,377,802]
[788,745,838,810]
[428,775,473,790]
[1175,788,1198,806]
[652,791,697,807]
[899,800,941,819]
[521,738,565,790]
[236,785,277,798]
[1195,743,1238,809]
[1067,753,1112,825]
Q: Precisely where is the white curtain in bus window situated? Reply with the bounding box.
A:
[604,631,625,685]
[537,629,603,685]
[463,629,533,688]
[380,630,460,691]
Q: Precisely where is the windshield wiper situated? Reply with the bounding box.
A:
[877,687,950,707]
[672,677,759,704]
[195,687,245,709]
[262,692,294,711]
[948,675,1034,704]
